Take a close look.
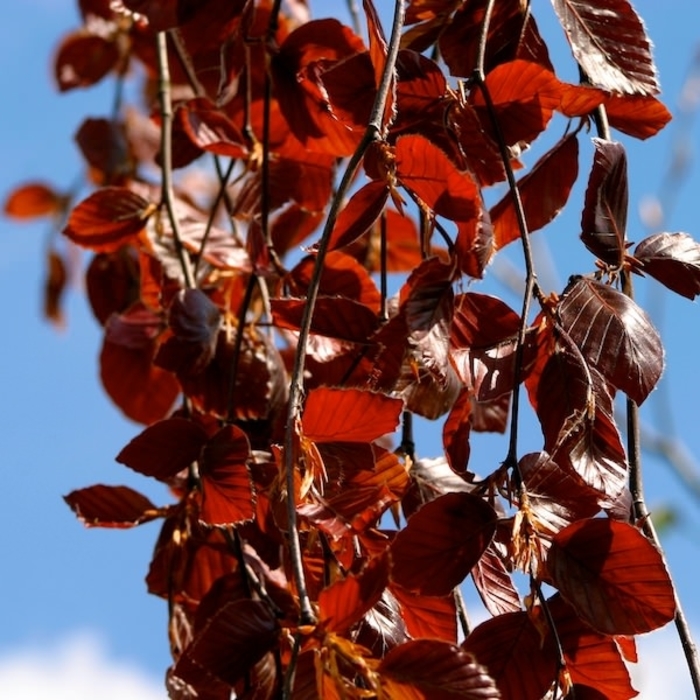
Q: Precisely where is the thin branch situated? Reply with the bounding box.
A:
[454,588,471,639]
[156,31,195,290]
[281,0,406,633]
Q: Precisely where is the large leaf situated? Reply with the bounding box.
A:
[64,484,159,528]
[557,277,663,405]
[462,611,557,700]
[580,139,628,266]
[390,492,496,596]
[302,387,403,443]
[634,232,700,300]
[491,133,579,250]
[548,518,676,635]
[551,0,660,95]
[379,639,500,699]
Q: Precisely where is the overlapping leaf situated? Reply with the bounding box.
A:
[634,231,700,299]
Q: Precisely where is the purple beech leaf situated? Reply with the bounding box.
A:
[634,232,700,299]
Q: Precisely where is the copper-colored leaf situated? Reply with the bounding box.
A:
[551,0,660,95]
[380,639,500,699]
[64,484,159,528]
[302,387,403,443]
[605,94,672,139]
[54,30,119,92]
[319,554,390,636]
[390,492,496,596]
[548,518,676,635]
[462,611,557,700]
[177,97,248,159]
[117,417,208,480]
[634,232,700,300]
[557,277,663,405]
[200,425,255,526]
[471,545,522,617]
[491,133,579,250]
[395,134,478,222]
[328,181,389,251]
[64,187,151,252]
[4,181,64,219]
[391,584,458,643]
[580,139,628,266]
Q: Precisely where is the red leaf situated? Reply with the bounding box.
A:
[64,187,151,252]
[4,182,65,219]
[634,232,700,300]
[54,30,119,92]
[200,426,255,526]
[605,94,672,139]
[319,554,390,635]
[302,387,403,443]
[75,118,131,183]
[491,133,579,250]
[462,611,558,700]
[43,250,68,327]
[390,492,496,596]
[380,639,500,699]
[64,484,159,528]
[557,277,663,405]
[117,417,208,481]
[177,97,248,159]
[395,135,478,222]
[471,60,564,146]
[551,0,660,95]
[548,518,676,635]
[328,181,389,251]
[471,545,522,617]
[391,584,458,642]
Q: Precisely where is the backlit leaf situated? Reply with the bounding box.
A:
[64,484,159,528]
[491,133,579,250]
[391,584,458,643]
[328,181,389,251]
[548,518,676,635]
[558,277,663,405]
[177,97,248,159]
[64,187,151,253]
[580,139,628,266]
[4,181,64,219]
[390,492,496,596]
[605,94,672,139]
[634,232,700,300]
[471,545,522,617]
[302,387,403,443]
[551,0,660,95]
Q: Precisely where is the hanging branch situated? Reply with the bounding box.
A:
[156,31,195,290]
[281,0,406,630]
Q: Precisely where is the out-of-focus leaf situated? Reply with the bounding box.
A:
[4,181,65,219]
[64,484,159,528]
[44,250,68,327]
[54,30,119,92]
[548,518,676,635]
[551,0,659,95]
[390,492,496,596]
[634,232,700,300]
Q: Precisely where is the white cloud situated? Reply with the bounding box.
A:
[633,625,696,699]
[0,632,165,700]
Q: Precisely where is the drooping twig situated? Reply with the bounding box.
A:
[156,31,195,290]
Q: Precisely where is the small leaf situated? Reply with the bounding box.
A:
[558,277,663,405]
[302,387,403,443]
[43,250,68,327]
[390,492,496,596]
[580,139,628,266]
[471,545,522,617]
[64,187,152,252]
[328,181,389,251]
[548,518,676,635]
[634,232,700,300]
[4,182,64,219]
[64,484,159,528]
[177,97,248,159]
[551,0,660,95]
[54,30,119,92]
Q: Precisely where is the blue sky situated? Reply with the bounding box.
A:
[1,1,700,697]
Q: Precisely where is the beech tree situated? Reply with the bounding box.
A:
[6,0,700,698]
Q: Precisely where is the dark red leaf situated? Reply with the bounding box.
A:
[302,387,403,443]
[177,97,248,159]
[471,545,522,617]
[200,425,255,526]
[54,30,119,92]
[634,232,700,300]
[380,639,500,699]
[491,133,579,250]
[64,484,159,528]
[319,554,390,636]
[4,181,65,219]
[551,0,660,95]
[462,611,558,700]
[328,181,389,251]
[85,250,141,325]
[557,277,663,405]
[395,135,478,222]
[75,118,132,183]
[117,417,208,481]
[548,518,676,635]
[443,391,472,473]
[64,187,151,253]
[580,139,628,266]
[390,492,496,596]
